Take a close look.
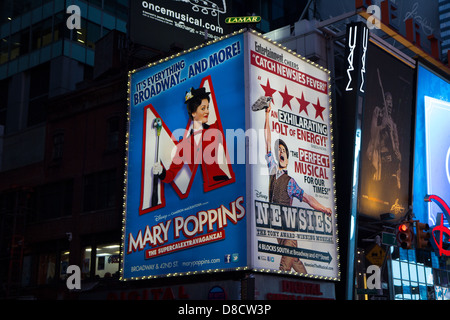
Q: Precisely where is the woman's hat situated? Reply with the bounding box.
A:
[185,87,210,103]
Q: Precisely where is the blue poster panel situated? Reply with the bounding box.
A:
[122,33,246,279]
[413,64,450,227]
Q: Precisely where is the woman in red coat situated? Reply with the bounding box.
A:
[153,87,233,192]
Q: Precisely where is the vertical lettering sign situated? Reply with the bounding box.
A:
[345,22,369,94]
[340,21,368,297]
[344,21,369,207]
[247,32,339,280]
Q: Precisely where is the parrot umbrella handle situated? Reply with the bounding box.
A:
[151,118,162,207]
[153,118,162,159]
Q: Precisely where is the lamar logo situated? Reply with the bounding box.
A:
[225,16,261,24]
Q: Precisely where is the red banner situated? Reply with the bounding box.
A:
[250,50,328,94]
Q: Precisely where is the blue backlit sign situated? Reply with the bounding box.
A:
[413,64,450,227]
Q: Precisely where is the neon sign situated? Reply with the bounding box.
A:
[425,195,450,256]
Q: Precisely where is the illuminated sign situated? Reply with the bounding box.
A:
[413,64,450,228]
[254,275,336,300]
[123,32,246,280]
[424,97,450,226]
[358,42,414,220]
[247,31,339,281]
[225,16,261,24]
[129,0,232,52]
[425,195,450,257]
[345,23,368,93]
[123,30,339,281]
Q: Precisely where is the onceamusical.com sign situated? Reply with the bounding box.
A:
[129,0,233,52]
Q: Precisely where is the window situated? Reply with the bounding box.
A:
[52,132,64,161]
[37,249,71,285]
[37,253,56,285]
[88,0,103,8]
[82,246,93,279]
[10,29,30,60]
[106,116,120,151]
[21,255,32,286]
[1,0,50,25]
[95,243,120,278]
[28,63,50,127]
[60,250,70,280]
[70,19,102,50]
[391,247,440,300]
[83,169,116,212]
[98,0,129,21]
[86,21,101,49]
[35,180,73,221]
[82,243,120,279]
[27,97,47,127]
[0,37,8,65]
[54,11,70,42]
[0,79,8,126]
[70,18,87,46]
[31,18,53,50]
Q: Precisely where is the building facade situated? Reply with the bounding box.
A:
[0,0,128,298]
[1,0,450,301]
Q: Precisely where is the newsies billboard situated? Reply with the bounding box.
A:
[247,32,339,280]
[122,30,339,281]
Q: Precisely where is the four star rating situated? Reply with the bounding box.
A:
[260,78,326,121]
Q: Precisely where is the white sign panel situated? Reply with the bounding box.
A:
[246,32,339,280]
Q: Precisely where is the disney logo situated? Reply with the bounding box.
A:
[155,214,168,222]
[255,190,268,200]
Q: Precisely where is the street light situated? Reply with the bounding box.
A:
[397,221,414,249]
[416,221,431,250]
